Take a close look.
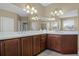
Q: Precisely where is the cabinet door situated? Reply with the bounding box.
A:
[47,35,55,49]
[4,39,20,56]
[47,35,61,51]
[32,35,40,55]
[53,35,61,51]
[61,35,77,54]
[0,41,4,56]
[21,37,33,56]
[40,34,46,51]
[50,38,55,50]
[47,35,51,49]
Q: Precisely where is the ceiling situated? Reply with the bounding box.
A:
[11,3,79,11]
[0,3,79,17]
[0,3,28,16]
[40,3,51,6]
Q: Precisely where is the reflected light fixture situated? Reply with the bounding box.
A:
[31,16,39,20]
[50,9,64,16]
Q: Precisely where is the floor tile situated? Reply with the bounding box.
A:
[37,50,78,56]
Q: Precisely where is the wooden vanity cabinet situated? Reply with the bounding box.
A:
[47,34,77,54]
[32,35,41,55]
[47,34,55,49]
[0,34,78,56]
[4,38,20,56]
[52,35,61,52]
[40,34,47,51]
[21,36,33,56]
[0,34,46,56]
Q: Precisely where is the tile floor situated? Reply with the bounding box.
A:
[37,50,79,56]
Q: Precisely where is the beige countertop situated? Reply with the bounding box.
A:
[0,31,78,40]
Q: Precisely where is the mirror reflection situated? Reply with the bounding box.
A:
[0,3,78,32]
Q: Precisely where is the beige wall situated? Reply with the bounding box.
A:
[0,9,20,32]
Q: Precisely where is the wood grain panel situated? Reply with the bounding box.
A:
[32,35,41,55]
[21,36,33,56]
[4,39,20,56]
[40,34,46,51]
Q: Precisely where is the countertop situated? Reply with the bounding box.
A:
[0,31,78,40]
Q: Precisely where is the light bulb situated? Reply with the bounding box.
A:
[26,5,30,9]
[26,10,30,13]
[60,11,63,15]
[34,9,37,13]
[32,7,35,11]
[31,11,33,15]
[54,11,57,14]
[59,10,63,15]
[59,10,62,13]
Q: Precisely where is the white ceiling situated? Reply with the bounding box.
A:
[0,3,28,16]
[0,3,79,17]
[40,3,51,6]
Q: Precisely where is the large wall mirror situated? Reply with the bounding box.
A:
[62,18,76,31]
